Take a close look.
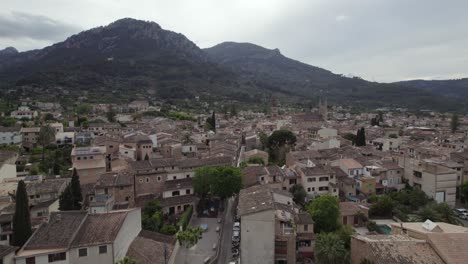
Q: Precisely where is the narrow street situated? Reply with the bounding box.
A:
[217,197,234,264]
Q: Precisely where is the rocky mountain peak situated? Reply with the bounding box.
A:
[0,47,19,56]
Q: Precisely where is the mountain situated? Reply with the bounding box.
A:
[0,47,18,56]
[204,42,465,111]
[0,18,238,103]
[0,18,465,112]
[396,78,468,100]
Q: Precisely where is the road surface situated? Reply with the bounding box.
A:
[217,197,235,264]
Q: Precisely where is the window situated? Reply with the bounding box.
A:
[83,156,87,160]
[99,245,107,254]
[26,257,35,264]
[173,176,176,180]
[186,189,191,194]
[186,174,190,178]
[146,177,150,183]
[125,196,130,201]
[78,248,88,257]
[304,224,308,231]
[48,252,66,262]
[77,157,81,160]
[0,234,7,241]
[90,156,94,159]
[319,177,329,182]
[307,187,311,192]
[157,176,161,181]
[172,191,180,196]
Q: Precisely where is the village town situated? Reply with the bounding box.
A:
[0,96,467,264]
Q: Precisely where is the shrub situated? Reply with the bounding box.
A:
[177,206,193,231]
[160,225,177,236]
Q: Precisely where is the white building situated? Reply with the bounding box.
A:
[16,209,141,264]
[0,127,22,145]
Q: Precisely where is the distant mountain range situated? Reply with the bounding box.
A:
[0,18,466,112]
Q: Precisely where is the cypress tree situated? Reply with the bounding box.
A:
[70,168,83,210]
[12,180,32,247]
[211,111,216,132]
[355,127,366,147]
[59,185,73,211]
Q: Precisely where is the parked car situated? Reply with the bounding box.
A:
[459,212,468,220]
[232,230,240,242]
[233,222,240,231]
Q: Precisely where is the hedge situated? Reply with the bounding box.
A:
[177,205,193,231]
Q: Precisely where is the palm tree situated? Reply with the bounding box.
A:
[434,203,461,225]
[315,232,347,264]
[416,204,440,222]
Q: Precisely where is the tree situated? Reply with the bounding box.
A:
[290,184,307,205]
[315,232,347,264]
[76,103,91,115]
[335,224,355,249]
[59,169,82,211]
[59,186,74,211]
[12,180,32,247]
[416,204,440,222]
[177,226,203,248]
[37,125,56,165]
[450,113,459,133]
[247,156,264,165]
[267,130,296,164]
[141,200,163,232]
[343,133,356,143]
[204,111,216,132]
[44,113,55,121]
[70,168,83,209]
[258,132,268,150]
[460,181,468,204]
[369,195,394,218]
[106,105,117,122]
[230,104,237,118]
[434,203,461,225]
[307,195,340,233]
[194,166,243,200]
[115,256,137,264]
[355,127,366,147]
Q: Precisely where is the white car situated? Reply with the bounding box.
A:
[460,212,468,220]
[233,222,240,231]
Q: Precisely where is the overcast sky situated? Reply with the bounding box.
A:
[1,0,468,82]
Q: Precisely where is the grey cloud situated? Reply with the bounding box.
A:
[0,11,81,41]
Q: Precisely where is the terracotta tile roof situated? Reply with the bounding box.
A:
[160,194,197,208]
[127,230,175,264]
[25,211,87,250]
[299,165,329,176]
[96,170,133,187]
[340,202,363,216]
[427,233,468,264]
[295,212,314,224]
[164,178,192,191]
[71,211,127,247]
[340,159,363,169]
[26,179,68,195]
[0,244,17,257]
[238,185,274,216]
[353,235,444,264]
